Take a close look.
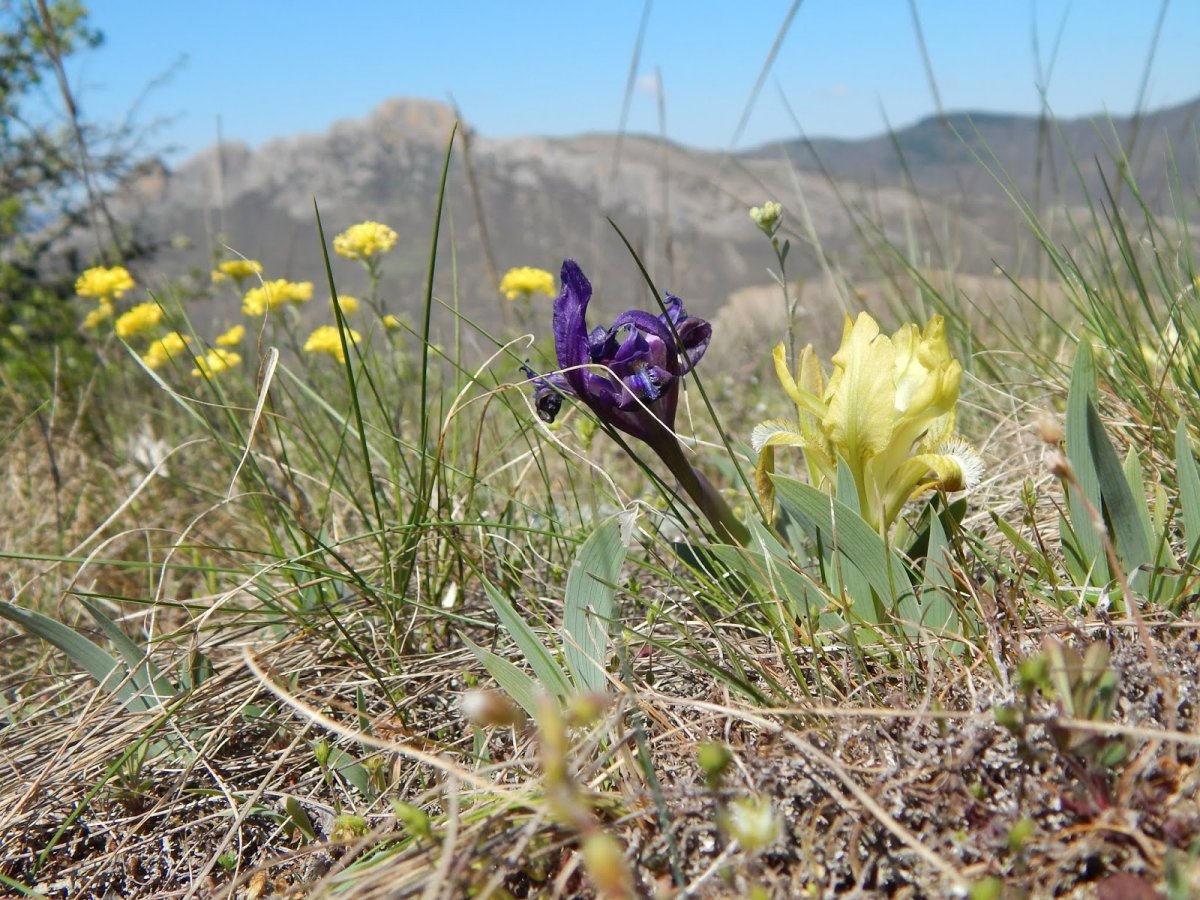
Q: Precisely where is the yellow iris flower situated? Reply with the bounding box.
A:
[752,312,982,535]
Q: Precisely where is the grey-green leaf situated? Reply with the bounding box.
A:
[1064,340,1109,585]
[771,474,910,617]
[0,600,155,712]
[908,507,959,642]
[1177,418,1200,565]
[1086,398,1150,586]
[463,635,541,718]
[563,516,626,694]
[482,580,572,697]
[81,599,175,702]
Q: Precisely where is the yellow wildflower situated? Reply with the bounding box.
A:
[304,324,362,363]
[81,302,114,329]
[289,281,313,301]
[115,302,163,339]
[331,294,359,315]
[382,314,401,330]
[142,332,191,369]
[752,312,982,534]
[191,348,242,378]
[242,279,314,315]
[333,221,398,261]
[75,265,135,302]
[215,324,245,346]
[499,266,556,301]
[211,259,264,284]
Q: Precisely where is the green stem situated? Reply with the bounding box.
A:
[772,236,795,363]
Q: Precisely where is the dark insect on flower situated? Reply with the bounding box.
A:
[523,259,711,445]
[520,363,565,423]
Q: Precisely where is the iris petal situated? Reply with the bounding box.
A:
[528,259,712,444]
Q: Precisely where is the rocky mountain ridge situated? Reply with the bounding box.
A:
[115,95,1199,336]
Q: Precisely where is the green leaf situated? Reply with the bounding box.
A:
[1176,418,1200,565]
[900,505,959,642]
[284,796,318,842]
[1121,447,1155,555]
[1086,398,1151,586]
[771,474,911,622]
[563,516,626,693]
[328,748,373,800]
[462,635,541,719]
[481,579,572,697]
[0,600,155,712]
[835,459,877,620]
[1064,340,1109,585]
[81,599,175,702]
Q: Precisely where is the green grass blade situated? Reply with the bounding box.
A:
[563,515,627,693]
[417,124,458,504]
[312,200,390,581]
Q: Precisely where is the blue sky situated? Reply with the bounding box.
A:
[60,1,1200,161]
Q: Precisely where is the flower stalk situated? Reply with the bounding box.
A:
[651,431,749,545]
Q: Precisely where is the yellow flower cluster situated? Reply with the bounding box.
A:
[192,348,242,378]
[115,302,164,339]
[382,314,401,330]
[76,265,135,302]
[81,303,114,329]
[142,332,191,370]
[215,324,245,346]
[499,266,556,301]
[304,324,362,363]
[211,259,263,284]
[333,221,398,262]
[331,294,359,315]
[242,279,313,315]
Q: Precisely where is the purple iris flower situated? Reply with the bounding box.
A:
[524,260,747,544]
[523,260,711,445]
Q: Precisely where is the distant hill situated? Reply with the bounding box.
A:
[747,97,1200,207]
[109,95,1200,338]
